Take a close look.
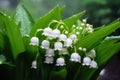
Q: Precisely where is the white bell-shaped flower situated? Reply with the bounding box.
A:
[29,37,39,46]
[31,60,37,69]
[64,38,73,47]
[59,34,67,41]
[69,34,77,42]
[70,53,81,63]
[54,42,63,50]
[42,27,52,36]
[45,49,54,57]
[41,40,50,49]
[44,56,54,64]
[56,57,65,66]
[90,60,98,68]
[82,57,91,66]
[42,27,53,36]
[52,29,60,38]
[87,49,96,58]
[59,48,68,55]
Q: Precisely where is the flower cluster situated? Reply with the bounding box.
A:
[82,49,98,68]
[30,19,97,69]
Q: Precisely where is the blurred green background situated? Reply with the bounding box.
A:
[0,0,120,27]
[0,0,120,80]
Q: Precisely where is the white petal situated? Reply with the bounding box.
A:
[44,56,54,64]
[42,27,52,36]
[54,42,63,50]
[41,40,50,49]
[100,69,106,76]
[70,53,81,63]
[29,37,39,46]
[64,38,72,47]
[90,60,98,68]
[69,34,77,42]
[52,29,60,38]
[59,34,67,41]
[31,61,37,69]
[45,49,54,57]
[82,57,91,66]
[56,57,65,66]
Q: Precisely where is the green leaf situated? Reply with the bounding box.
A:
[63,10,85,31]
[0,12,25,59]
[75,39,120,80]
[30,5,62,36]
[0,32,4,49]
[59,5,65,15]
[76,20,120,51]
[95,39,120,65]
[73,20,120,80]
[14,4,34,36]
[51,69,67,80]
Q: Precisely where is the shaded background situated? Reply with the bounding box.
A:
[0,0,120,80]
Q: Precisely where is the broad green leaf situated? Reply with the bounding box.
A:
[59,5,65,15]
[30,5,62,36]
[73,20,120,80]
[14,4,34,36]
[63,10,85,31]
[95,40,120,65]
[0,12,25,59]
[76,20,120,51]
[75,39,120,80]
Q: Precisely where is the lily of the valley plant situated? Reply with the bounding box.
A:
[0,4,120,80]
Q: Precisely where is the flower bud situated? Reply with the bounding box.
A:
[78,47,82,50]
[87,49,96,58]
[82,19,87,23]
[83,48,87,52]
[60,25,64,29]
